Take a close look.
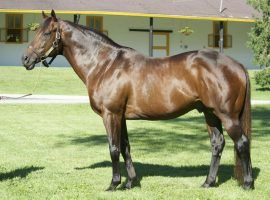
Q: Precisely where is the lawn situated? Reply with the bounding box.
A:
[0,66,269,100]
[0,66,86,95]
[0,104,269,199]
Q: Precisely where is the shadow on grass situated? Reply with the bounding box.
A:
[252,106,270,137]
[66,114,209,152]
[255,87,270,91]
[76,161,260,186]
[63,105,270,153]
[0,166,44,181]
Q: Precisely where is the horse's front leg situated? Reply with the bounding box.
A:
[103,110,122,191]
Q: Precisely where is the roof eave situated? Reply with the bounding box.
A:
[0,9,255,23]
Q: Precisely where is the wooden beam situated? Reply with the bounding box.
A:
[129,29,173,33]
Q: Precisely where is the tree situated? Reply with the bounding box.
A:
[247,0,270,68]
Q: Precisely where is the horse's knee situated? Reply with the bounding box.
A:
[110,144,120,158]
[235,135,250,155]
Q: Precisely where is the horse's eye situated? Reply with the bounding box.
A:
[43,31,51,36]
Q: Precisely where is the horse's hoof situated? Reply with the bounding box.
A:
[125,181,132,189]
[105,181,121,191]
[105,185,118,192]
[243,181,254,190]
[125,177,138,189]
[201,181,215,188]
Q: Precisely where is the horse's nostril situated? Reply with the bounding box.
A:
[24,56,29,61]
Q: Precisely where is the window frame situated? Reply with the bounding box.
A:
[5,14,24,44]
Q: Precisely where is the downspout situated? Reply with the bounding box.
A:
[219,0,224,53]
[149,17,153,57]
[74,14,80,24]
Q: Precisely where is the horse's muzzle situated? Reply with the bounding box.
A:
[22,54,37,70]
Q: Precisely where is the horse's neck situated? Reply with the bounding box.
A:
[62,22,118,83]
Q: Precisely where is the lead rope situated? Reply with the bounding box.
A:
[0,62,43,101]
[29,62,43,95]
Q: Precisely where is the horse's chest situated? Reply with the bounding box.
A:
[88,91,103,115]
[88,89,124,115]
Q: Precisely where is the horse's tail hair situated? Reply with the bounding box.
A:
[235,68,252,183]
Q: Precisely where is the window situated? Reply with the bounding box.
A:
[208,21,232,48]
[6,14,23,43]
[86,16,103,32]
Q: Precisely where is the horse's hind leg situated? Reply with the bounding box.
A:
[202,111,225,188]
[120,119,137,189]
[222,119,254,189]
[103,110,122,191]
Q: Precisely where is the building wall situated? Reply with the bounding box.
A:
[0,13,257,68]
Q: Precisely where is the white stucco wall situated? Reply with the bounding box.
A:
[0,13,257,69]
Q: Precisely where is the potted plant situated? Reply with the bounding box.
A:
[27,23,40,31]
[178,26,194,36]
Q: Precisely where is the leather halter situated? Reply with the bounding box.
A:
[28,23,61,67]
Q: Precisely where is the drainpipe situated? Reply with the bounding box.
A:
[74,14,80,24]
[219,0,224,53]
[219,22,224,53]
[149,17,153,57]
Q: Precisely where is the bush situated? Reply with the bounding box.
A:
[254,68,270,88]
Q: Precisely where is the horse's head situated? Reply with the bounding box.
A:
[22,10,61,70]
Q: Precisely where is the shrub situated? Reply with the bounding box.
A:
[247,0,270,67]
[254,68,270,89]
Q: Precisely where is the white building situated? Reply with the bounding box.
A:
[0,0,259,68]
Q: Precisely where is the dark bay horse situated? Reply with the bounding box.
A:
[22,10,253,190]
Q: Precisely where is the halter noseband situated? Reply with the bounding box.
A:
[28,22,61,67]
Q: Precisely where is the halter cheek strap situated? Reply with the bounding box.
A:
[29,22,61,67]
[41,29,61,67]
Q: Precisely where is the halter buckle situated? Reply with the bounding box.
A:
[53,41,58,48]
[56,31,61,40]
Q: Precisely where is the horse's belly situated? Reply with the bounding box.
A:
[125,98,195,120]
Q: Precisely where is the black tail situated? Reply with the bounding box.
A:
[235,69,251,183]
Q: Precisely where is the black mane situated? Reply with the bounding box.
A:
[65,20,132,50]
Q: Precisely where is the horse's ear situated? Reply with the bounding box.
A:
[51,9,57,22]
[42,11,48,19]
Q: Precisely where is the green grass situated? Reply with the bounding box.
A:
[0,66,86,95]
[0,104,269,199]
[0,67,270,100]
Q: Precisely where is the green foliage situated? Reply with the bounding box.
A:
[178,26,194,36]
[27,23,40,31]
[254,68,270,88]
[247,0,270,67]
